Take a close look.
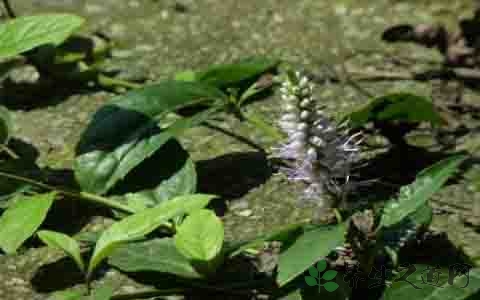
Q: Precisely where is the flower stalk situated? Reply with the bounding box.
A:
[273,71,363,206]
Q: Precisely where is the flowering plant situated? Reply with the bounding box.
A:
[274,71,363,206]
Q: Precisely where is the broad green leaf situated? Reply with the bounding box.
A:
[88,285,113,300]
[0,105,12,146]
[174,70,196,82]
[380,155,466,228]
[37,230,85,272]
[384,265,480,300]
[279,289,303,300]
[0,192,56,254]
[113,154,197,213]
[381,203,433,265]
[276,222,346,287]
[0,14,85,60]
[74,81,225,195]
[48,290,84,300]
[196,57,279,89]
[108,238,202,278]
[174,209,224,262]
[87,194,215,277]
[344,93,444,128]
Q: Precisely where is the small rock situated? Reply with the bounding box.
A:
[160,10,170,20]
[236,209,253,217]
[229,199,249,210]
[85,4,104,14]
[8,66,39,85]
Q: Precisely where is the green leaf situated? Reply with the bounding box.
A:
[380,155,466,228]
[280,289,303,300]
[108,238,202,278]
[174,70,197,82]
[174,209,224,262]
[276,222,346,287]
[114,155,197,213]
[74,81,225,195]
[323,281,339,292]
[0,106,12,146]
[344,93,444,128]
[47,290,84,300]
[384,266,480,300]
[87,193,215,278]
[0,192,56,254]
[305,276,318,287]
[88,285,113,300]
[322,270,338,281]
[196,57,279,89]
[308,266,318,278]
[0,14,85,60]
[37,230,85,272]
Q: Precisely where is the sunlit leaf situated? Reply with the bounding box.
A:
[87,194,215,278]
[344,93,444,128]
[88,284,113,300]
[74,81,225,195]
[108,238,202,278]
[0,192,56,254]
[37,230,85,272]
[47,290,84,300]
[380,155,466,228]
[0,14,85,60]
[276,222,346,287]
[174,209,224,262]
[111,152,197,214]
[195,57,278,89]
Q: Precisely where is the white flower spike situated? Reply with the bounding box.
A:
[273,71,363,207]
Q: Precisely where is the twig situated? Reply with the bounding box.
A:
[0,170,136,214]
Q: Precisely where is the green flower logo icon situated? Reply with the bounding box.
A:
[304,259,339,293]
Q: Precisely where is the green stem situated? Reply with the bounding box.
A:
[0,170,136,214]
[0,145,19,159]
[111,289,186,300]
[241,109,285,142]
[97,74,143,90]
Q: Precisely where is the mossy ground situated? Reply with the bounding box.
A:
[0,0,479,299]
